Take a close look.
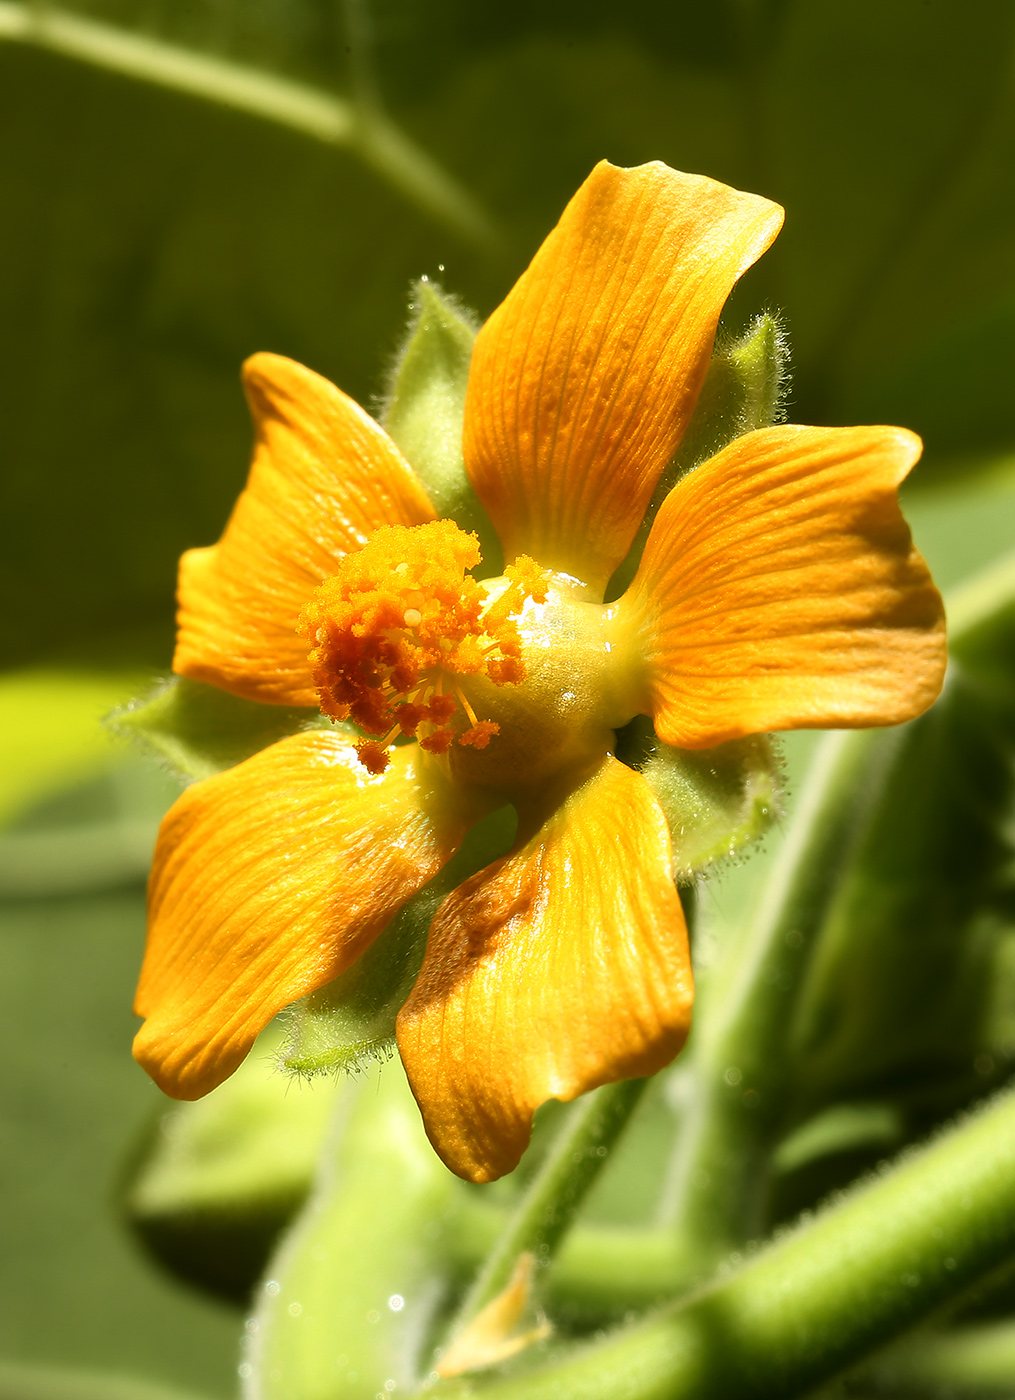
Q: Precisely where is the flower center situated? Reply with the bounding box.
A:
[299,520,548,774]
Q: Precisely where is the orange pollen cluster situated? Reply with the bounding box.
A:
[298,519,548,773]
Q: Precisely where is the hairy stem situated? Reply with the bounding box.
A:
[451,1080,648,1333]
[442,1086,1015,1400]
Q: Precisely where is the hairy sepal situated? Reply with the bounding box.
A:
[607,313,787,599]
[619,717,781,879]
[382,279,501,572]
[109,674,325,782]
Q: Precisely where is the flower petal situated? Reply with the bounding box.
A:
[396,756,693,1182]
[133,732,470,1099]
[463,161,783,595]
[622,424,946,747]
[174,354,435,707]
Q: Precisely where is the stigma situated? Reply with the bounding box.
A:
[299,520,548,773]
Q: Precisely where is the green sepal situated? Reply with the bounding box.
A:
[246,1059,461,1400]
[619,717,781,879]
[607,314,787,599]
[122,1022,342,1303]
[667,311,787,480]
[382,279,502,572]
[109,675,325,782]
[280,803,518,1076]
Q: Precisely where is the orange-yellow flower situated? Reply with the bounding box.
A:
[132,161,946,1183]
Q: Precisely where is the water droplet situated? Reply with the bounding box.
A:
[238,1362,253,1379]
[367,1309,380,1324]
[288,1301,302,1317]
[264,1279,281,1296]
[388,1294,405,1311]
[724,1066,743,1087]
[244,1317,259,1334]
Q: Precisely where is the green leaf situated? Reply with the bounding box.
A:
[246,1059,460,1400]
[0,669,141,827]
[947,549,1015,697]
[750,0,1015,469]
[110,675,323,782]
[0,757,178,899]
[123,1023,341,1305]
[280,804,517,1076]
[618,717,781,879]
[0,875,238,1391]
[790,556,1015,1119]
[0,1360,213,1400]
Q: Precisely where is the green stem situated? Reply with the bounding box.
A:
[658,558,1015,1281]
[442,1086,1015,1400]
[446,1206,687,1316]
[0,1,499,248]
[451,1080,648,1330]
[660,726,895,1270]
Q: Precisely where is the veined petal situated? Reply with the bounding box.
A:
[621,424,946,747]
[133,732,470,1100]
[463,161,783,596]
[174,354,435,707]
[396,756,693,1182]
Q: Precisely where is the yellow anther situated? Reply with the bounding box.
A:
[298,520,546,772]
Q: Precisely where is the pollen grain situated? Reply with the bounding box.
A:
[299,520,546,772]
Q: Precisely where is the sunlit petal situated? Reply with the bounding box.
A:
[463,161,783,595]
[174,354,435,706]
[134,732,471,1098]
[621,424,946,746]
[397,756,693,1182]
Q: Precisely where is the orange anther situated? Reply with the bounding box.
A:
[298,521,545,771]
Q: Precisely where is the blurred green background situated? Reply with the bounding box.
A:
[4,1,1015,1396]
